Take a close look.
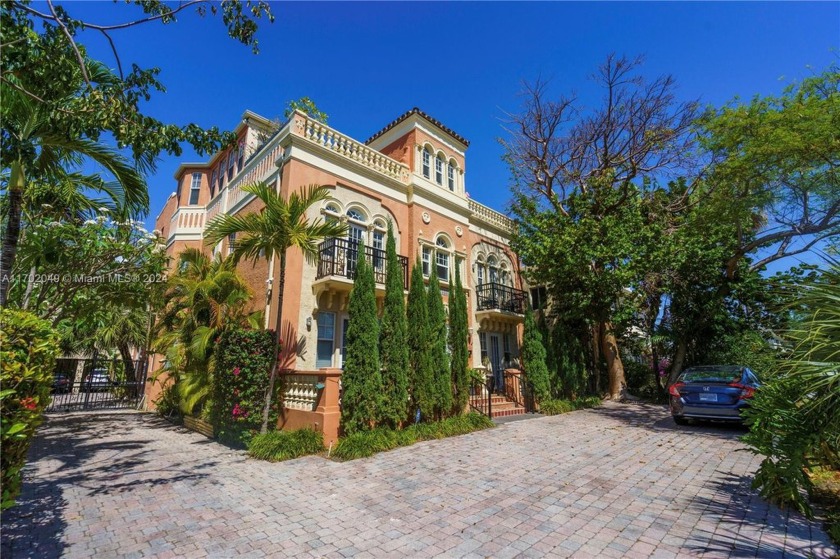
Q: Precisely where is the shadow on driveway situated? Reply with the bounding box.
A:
[0,412,218,558]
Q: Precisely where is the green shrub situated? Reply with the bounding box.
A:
[331,413,493,461]
[1,309,61,511]
[248,429,324,462]
[540,397,601,416]
[332,428,401,460]
[153,382,182,421]
[211,328,280,446]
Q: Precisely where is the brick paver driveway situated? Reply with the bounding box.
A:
[2,403,836,558]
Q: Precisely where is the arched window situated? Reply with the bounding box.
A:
[422,147,432,179]
[436,236,450,282]
[476,256,486,286]
[346,208,367,247]
[447,160,457,192]
[488,256,499,284]
[435,154,445,185]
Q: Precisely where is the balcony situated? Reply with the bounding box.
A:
[475,282,528,317]
[314,238,408,300]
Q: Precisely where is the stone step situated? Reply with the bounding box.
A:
[491,406,527,419]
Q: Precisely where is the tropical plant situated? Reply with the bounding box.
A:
[0,309,60,511]
[204,182,346,433]
[378,222,409,429]
[340,242,383,435]
[744,261,840,516]
[1,78,149,306]
[427,265,452,420]
[154,249,253,415]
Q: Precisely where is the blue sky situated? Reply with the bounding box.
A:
[57,1,838,267]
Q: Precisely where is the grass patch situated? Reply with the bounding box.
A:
[247,429,324,462]
[810,467,840,544]
[540,397,602,416]
[332,413,494,460]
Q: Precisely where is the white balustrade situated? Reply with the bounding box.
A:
[282,374,320,411]
[293,113,410,184]
[469,199,514,231]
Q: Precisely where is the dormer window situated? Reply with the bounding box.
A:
[435,156,444,185]
[422,148,431,179]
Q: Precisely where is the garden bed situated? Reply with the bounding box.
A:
[183,415,214,438]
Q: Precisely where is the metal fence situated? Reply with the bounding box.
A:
[45,357,146,412]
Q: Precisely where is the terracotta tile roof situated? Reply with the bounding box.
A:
[365,108,470,147]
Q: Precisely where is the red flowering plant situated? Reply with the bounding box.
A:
[211,328,280,446]
[1,309,60,511]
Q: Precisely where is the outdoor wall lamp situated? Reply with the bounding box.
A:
[306,316,312,331]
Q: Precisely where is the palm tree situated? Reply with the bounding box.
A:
[204,182,346,433]
[1,75,150,306]
[154,249,254,415]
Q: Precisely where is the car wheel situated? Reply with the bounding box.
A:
[673,416,690,426]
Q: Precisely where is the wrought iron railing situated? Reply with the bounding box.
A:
[316,237,408,288]
[468,373,494,417]
[475,282,528,314]
[46,357,146,412]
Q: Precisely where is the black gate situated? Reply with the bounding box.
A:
[45,357,146,412]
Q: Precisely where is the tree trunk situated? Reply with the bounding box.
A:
[601,320,627,400]
[1,163,24,307]
[668,338,688,386]
[118,342,136,381]
[260,250,286,434]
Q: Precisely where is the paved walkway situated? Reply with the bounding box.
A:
[2,403,836,558]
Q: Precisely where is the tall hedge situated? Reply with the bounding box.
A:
[427,265,452,420]
[212,328,279,446]
[378,222,409,429]
[407,260,435,422]
[522,307,551,404]
[449,260,470,415]
[1,309,60,511]
[340,241,383,435]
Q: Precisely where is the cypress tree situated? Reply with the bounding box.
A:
[427,264,452,419]
[340,240,383,435]
[378,222,409,429]
[407,260,434,422]
[449,259,470,415]
[522,307,551,404]
[538,311,560,398]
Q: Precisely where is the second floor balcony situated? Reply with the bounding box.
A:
[315,237,409,292]
[476,282,528,316]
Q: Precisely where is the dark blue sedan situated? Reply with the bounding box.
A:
[669,365,759,425]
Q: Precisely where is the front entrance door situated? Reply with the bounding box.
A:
[489,334,503,392]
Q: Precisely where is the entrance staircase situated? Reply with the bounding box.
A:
[469,392,528,419]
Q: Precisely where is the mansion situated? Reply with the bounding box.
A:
[149,108,531,440]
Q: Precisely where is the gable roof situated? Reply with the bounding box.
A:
[366,107,470,147]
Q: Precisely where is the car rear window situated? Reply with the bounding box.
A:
[680,370,741,383]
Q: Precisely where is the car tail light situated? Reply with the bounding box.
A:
[729,382,755,399]
[668,382,685,397]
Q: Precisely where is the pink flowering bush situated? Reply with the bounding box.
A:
[211,328,280,446]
